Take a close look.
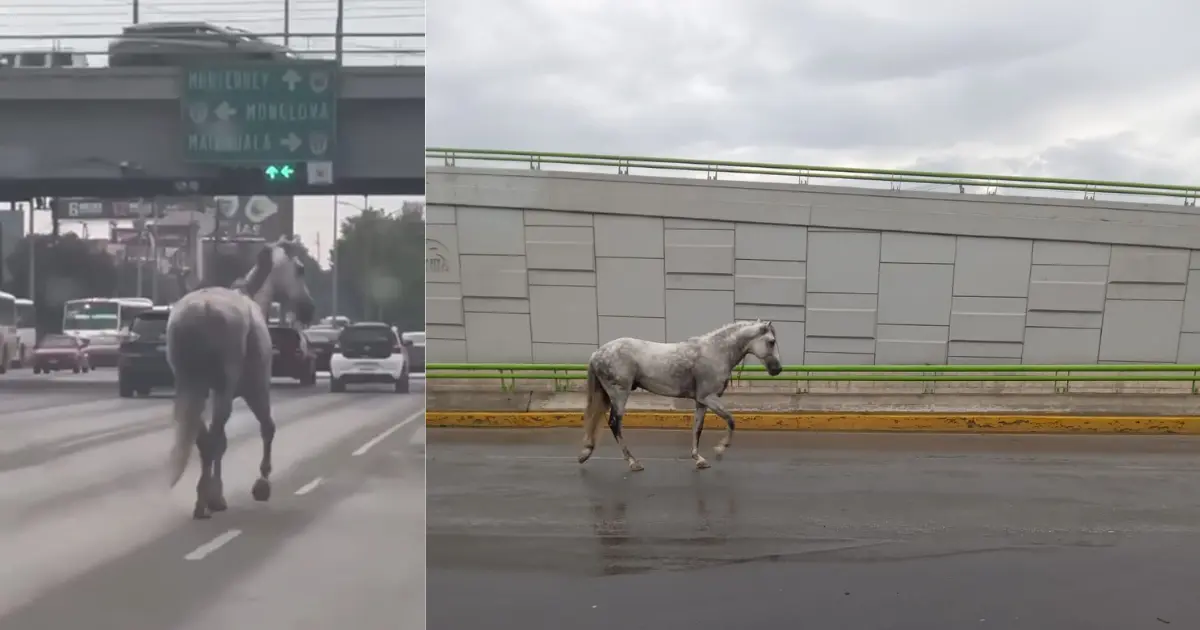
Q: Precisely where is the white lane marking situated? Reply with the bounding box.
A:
[184,529,242,561]
[352,408,425,456]
[487,455,685,462]
[294,477,323,495]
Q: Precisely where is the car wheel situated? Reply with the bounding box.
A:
[118,379,134,398]
[32,366,40,374]
[330,376,346,393]
[0,350,7,374]
[394,375,410,394]
[72,365,81,374]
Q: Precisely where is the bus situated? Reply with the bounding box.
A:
[62,297,154,340]
[15,298,35,366]
[0,291,17,373]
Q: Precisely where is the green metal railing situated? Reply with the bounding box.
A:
[426,148,1200,204]
[427,363,1200,394]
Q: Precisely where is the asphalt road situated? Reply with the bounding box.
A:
[0,371,426,630]
[429,428,1200,630]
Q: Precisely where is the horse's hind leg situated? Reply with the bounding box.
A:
[193,425,214,520]
[606,388,643,472]
[700,394,736,461]
[690,404,711,469]
[242,387,275,501]
[205,390,235,512]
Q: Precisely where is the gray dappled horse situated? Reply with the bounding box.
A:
[166,237,315,520]
[579,319,783,472]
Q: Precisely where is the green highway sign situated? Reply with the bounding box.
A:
[182,61,338,164]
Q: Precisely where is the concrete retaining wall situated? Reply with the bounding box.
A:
[427,167,1200,365]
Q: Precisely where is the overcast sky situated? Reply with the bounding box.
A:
[429,0,1200,193]
[2,0,424,266]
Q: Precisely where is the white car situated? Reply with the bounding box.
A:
[328,322,410,393]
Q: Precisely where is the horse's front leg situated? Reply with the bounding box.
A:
[690,404,711,469]
[699,394,735,461]
[242,386,276,501]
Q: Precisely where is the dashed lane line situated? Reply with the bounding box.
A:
[293,477,323,496]
[183,529,242,561]
[352,408,425,457]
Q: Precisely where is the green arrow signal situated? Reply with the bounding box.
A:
[263,164,296,180]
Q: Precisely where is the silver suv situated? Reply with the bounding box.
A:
[107,21,295,67]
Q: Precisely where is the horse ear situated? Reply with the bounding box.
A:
[257,245,275,269]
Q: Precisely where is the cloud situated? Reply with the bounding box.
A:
[429,0,1200,186]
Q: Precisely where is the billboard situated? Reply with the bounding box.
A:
[52,196,294,241]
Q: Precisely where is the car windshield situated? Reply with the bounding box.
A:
[64,314,119,330]
[40,336,75,349]
[305,327,339,342]
[225,26,261,41]
[131,315,168,341]
[340,327,395,345]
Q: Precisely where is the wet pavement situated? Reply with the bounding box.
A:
[429,428,1200,629]
[0,372,425,630]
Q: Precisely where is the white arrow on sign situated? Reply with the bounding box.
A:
[214,101,237,121]
[282,69,302,91]
[281,132,303,152]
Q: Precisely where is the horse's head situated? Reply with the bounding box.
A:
[744,320,782,376]
[248,237,316,325]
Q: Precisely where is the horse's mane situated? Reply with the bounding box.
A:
[699,320,761,343]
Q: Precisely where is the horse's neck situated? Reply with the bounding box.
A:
[707,326,755,371]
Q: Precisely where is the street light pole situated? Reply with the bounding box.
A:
[331,195,339,318]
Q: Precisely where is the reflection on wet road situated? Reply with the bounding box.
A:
[429,428,1200,629]
[0,375,425,630]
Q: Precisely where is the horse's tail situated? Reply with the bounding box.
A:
[579,364,610,463]
[165,304,222,487]
[168,393,205,488]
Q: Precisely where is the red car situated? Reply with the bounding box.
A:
[32,334,92,374]
[269,326,317,385]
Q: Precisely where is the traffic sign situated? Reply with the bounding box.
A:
[182,61,339,164]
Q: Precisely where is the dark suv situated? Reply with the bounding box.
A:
[269,325,318,385]
[108,22,295,67]
[117,307,174,397]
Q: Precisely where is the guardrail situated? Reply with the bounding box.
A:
[0,32,424,67]
[427,363,1200,394]
[426,148,1200,205]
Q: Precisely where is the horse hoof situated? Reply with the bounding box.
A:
[251,479,271,502]
[207,496,228,512]
[628,461,645,472]
[713,445,726,460]
[695,459,711,470]
[192,505,211,520]
[578,447,594,464]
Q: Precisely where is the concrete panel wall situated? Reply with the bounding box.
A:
[427,168,1200,364]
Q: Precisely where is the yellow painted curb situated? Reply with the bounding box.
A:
[426,411,1200,434]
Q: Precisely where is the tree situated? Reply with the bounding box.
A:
[3,233,119,334]
[330,201,424,331]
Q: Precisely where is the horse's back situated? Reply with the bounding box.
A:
[167,288,261,392]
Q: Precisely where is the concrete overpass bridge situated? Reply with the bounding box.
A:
[0,65,423,198]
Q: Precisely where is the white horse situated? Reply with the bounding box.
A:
[578,319,783,472]
[166,237,315,520]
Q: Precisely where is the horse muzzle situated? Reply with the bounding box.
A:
[766,359,783,376]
